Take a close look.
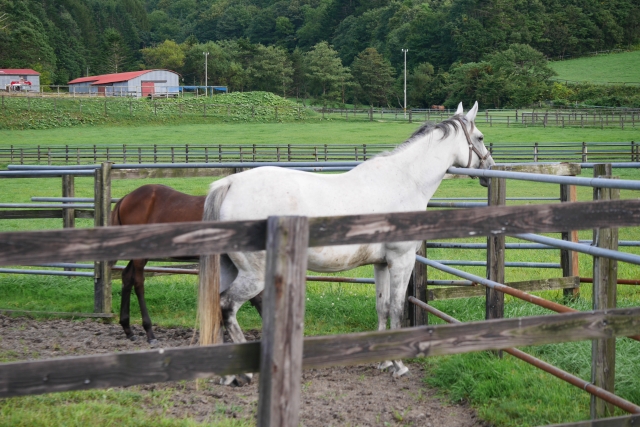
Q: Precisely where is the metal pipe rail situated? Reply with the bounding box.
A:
[7,161,363,170]
[0,170,95,178]
[447,167,640,190]
[427,241,640,249]
[408,297,640,415]
[0,203,94,209]
[437,260,561,268]
[417,256,576,314]
[514,234,640,265]
[31,197,120,203]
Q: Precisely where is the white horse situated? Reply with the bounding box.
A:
[201,102,494,385]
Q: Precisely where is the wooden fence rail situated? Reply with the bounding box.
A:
[2,199,640,267]
[1,141,639,165]
[1,306,639,399]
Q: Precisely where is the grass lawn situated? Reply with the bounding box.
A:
[549,50,640,84]
[0,120,637,150]
[0,122,639,426]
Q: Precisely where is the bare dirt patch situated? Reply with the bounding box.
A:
[0,315,488,426]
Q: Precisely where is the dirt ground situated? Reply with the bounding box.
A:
[0,315,488,426]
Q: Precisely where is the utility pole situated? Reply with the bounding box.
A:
[402,49,408,118]
[203,51,209,97]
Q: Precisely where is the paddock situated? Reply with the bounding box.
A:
[1,156,640,425]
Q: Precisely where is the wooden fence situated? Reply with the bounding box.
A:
[1,193,640,425]
[2,141,640,165]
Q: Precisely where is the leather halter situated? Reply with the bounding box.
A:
[455,117,491,168]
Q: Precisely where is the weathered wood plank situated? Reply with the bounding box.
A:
[487,177,506,327]
[427,277,580,301]
[258,216,309,427]
[0,309,115,318]
[1,306,639,398]
[561,183,580,298]
[307,199,640,248]
[541,414,640,427]
[0,210,93,219]
[93,164,111,315]
[0,220,268,267]
[591,165,619,419]
[111,167,234,180]
[1,199,640,267]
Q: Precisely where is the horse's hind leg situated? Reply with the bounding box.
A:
[219,298,255,386]
[119,260,137,341]
[387,253,416,378]
[374,263,393,371]
[130,259,157,344]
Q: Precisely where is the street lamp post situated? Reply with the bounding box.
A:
[402,49,408,118]
[203,51,209,97]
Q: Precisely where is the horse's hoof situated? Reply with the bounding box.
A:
[377,361,394,371]
[233,373,253,387]
[220,375,236,386]
[392,366,409,378]
[148,339,158,346]
[128,335,137,342]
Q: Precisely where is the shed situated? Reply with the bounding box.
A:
[0,69,41,92]
[68,70,180,98]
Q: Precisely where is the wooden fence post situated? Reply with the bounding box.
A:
[591,163,619,419]
[257,216,309,427]
[62,174,75,275]
[560,183,579,299]
[486,175,506,332]
[94,162,112,315]
[403,241,427,327]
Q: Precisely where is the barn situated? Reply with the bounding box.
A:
[0,69,41,92]
[68,69,180,98]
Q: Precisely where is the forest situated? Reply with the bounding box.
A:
[1,0,639,107]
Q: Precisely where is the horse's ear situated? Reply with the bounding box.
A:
[465,101,478,122]
[455,102,463,115]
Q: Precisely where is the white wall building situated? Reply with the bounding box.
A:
[68,70,180,97]
[0,69,41,92]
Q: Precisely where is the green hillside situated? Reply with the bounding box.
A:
[549,50,640,84]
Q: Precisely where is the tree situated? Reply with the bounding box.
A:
[351,47,395,107]
[103,28,131,73]
[445,44,555,108]
[406,62,435,108]
[304,41,351,104]
[141,39,185,70]
[249,44,293,97]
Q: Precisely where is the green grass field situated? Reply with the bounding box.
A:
[549,50,640,84]
[0,120,638,150]
[0,121,639,426]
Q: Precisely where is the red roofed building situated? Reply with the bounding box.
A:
[68,69,180,97]
[0,69,41,92]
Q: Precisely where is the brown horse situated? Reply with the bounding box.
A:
[110,184,262,344]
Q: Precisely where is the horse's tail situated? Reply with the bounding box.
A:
[198,181,232,346]
[203,180,231,222]
[107,196,126,268]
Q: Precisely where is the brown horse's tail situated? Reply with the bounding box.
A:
[198,181,232,346]
[107,196,126,268]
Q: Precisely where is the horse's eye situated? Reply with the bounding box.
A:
[478,136,484,141]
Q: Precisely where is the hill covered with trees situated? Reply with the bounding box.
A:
[1,0,639,108]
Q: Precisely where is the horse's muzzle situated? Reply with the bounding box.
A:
[479,176,491,188]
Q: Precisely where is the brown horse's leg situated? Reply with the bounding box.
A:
[130,259,157,344]
[248,292,263,317]
[119,261,137,340]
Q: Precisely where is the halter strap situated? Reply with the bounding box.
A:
[455,117,491,169]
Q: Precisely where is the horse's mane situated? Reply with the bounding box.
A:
[376,114,470,158]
